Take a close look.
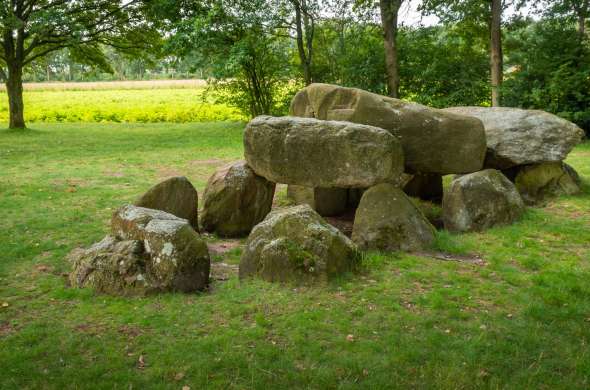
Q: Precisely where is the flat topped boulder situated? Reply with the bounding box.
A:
[69,205,210,295]
[290,83,486,174]
[244,115,404,188]
[201,161,276,237]
[443,107,585,169]
[239,205,361,283]
[443,169,525,232]
[135,176,199,230]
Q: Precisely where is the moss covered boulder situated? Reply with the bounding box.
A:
[290,83,486,174]
[69,205,210,295]
[443,169,525,232]
[513,162,581,204]
[239,205,361,283]
[68,236,151,296]
[351,184,436,252]
[244,115,404,188]
[135,176,199,230]
[201,161,275,237]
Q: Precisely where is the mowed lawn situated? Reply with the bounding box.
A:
[1,122,589,389]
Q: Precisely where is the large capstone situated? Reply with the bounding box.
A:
[69,205,210,295]
[443,107,585,169]
[290,83,486,174]
[513,162,582,204]
[442,169,525,232]
[201,161,276,237]
[135,176,199,230]
[352,184,436,251]
[239,205,361,283]
[244,115,404,188]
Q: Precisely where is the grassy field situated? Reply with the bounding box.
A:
[1,122,589,389]
[0,83,243,124]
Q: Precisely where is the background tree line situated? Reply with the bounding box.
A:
[1,0,589,134]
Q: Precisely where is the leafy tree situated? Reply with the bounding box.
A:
[285,0,318,85]
[503,18,590,134]
[420,0,507,106]
[537,0,589,40]
[312,18,387,94]
[0,0,159,129]
[398,25,490,107]
[168,0,296,117]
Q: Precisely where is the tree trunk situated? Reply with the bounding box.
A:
[579,15,586,41]
[294,0,312,85]
[490,0,503,107]
[379,0,402,98]
[6,64,26,129]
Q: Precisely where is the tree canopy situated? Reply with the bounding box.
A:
[1,0,589,135]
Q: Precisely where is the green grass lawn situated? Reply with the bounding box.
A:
[1,122,589,389]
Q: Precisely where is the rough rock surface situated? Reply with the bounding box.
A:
[69,205,210,294]
[443,107,585,169]
[239,205,360,283]
[135,176,199,230]
[443,169,525,232]
[514,162,581,204]
[244,115,404,188]
[201,161,275,237]
[290,83,486,174]
[287,185,349,216]
[403,173,443,202]
[352,184,436,251]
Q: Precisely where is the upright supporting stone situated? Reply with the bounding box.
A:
[201,161,276,237]
[443,169,525,232]
[352,184,436,252]
[240,205,361,284]
[135,176,199,231]
[403,173,443,202]
[287,185,348,216]
[513,162,581,204]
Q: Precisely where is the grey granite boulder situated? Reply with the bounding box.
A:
[352,184,436,251]
[443,107,585,169]
[290,83,486,174]
[201,161,275,237]
[244,115,404,188]
[239,205,360,283]
[513,162,581,204]
[443,169,525,232]
[135,176,199,230]
[69,205,210,295]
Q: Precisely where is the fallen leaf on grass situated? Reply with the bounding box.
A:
[138,355,145,369]
[346,334,354,342]
[1,302,8,308]
[174,372,185,381]
[182,386,190,390]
